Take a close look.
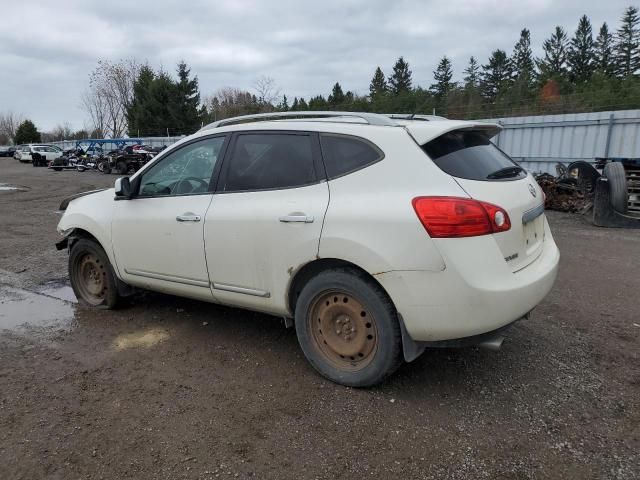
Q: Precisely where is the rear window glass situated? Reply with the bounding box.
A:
[320,134,383,179]
[422,131,525,181]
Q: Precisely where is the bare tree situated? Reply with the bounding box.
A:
[49,122,74,141]
[203,87,261,120]
[0,111,25,144]
[82,59,139,138]
[81,89,107,138]
[253,76,281,108]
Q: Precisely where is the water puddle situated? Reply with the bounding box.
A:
[36,282,78,303]
[0,183,28,192]
[0,284,76,331]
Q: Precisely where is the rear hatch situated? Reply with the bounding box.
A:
[412,125,546,272]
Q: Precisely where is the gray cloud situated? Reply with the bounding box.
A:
[0,0,629,131]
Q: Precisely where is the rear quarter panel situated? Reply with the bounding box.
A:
[319,127,465,273]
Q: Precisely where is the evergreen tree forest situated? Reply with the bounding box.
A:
[116,6,640,136]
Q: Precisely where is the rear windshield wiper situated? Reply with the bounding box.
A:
[486,166,524,179]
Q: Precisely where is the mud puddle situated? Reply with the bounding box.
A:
[35,281,77,303]
[0,284,76,331]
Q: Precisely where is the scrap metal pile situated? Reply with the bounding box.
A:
[535,162,601,213]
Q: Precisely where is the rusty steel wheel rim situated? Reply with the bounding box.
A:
[308,290,378,371]
[74,253,107,305]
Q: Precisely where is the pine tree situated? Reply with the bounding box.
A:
[290,97,299,111]
[298,98,309,110]
[463,57,480,88]
[594,22,615,76]
[14,120,40,144]
[170,61,202,134]
[328,82,345,106]
[481,49,512,100]
[388,56,413,95]
[512,28,535,86]
[568,15,595,83]
[615,6,640,77]
[369,67,388,96]
[279,94,289,111]
[308,95,327,110]
[152,71,178,135]
[537,26,569,81]
[430,56,455,98]
[127,65,155,136]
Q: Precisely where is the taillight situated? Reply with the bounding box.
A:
[412,196,511,238]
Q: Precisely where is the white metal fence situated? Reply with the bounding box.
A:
[486,109,640,174]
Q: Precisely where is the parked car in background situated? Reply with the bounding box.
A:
[13,145,25,159]
[16,144,64,165]
[55,111,559,387]
[0,146,17,157]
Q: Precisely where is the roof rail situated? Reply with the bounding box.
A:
[200,111,397,130]
[386,113,447,121]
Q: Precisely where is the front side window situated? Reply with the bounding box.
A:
[139,136,226,197]
[223,133,317,192]
[320,134,383,179]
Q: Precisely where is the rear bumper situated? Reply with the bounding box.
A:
[375,219,560,342]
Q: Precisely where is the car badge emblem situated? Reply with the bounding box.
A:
[528,184,537,197]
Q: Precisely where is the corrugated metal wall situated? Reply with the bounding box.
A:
[485,109,640,174]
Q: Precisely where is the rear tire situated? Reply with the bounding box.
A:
[294,268,403,387]
[604,162,628,213]
[69,239,121,309]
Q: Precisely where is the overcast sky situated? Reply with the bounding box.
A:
[0,0,632,131]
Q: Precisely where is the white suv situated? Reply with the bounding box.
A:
[56,112,559,386]
[16,144,63,165]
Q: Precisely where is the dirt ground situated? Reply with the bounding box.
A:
[0,157,639,480]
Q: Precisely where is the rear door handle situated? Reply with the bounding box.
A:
[176,212,201,222]
[279,215,314,223]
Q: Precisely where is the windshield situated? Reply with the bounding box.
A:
[422,130,526,181]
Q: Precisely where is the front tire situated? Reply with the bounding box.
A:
[294,268,403,387]
[69,239,121,309]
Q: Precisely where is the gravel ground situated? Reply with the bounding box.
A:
[0,157,639,479]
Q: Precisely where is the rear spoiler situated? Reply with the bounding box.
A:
[405,122,502,146]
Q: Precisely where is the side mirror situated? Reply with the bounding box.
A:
[114,177,131,199]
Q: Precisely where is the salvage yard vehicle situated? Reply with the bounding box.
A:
[0,146,17,157]
[55,111,560,387]
[110,146,158,174]
[13,145,25,159]
[16,144,63,165]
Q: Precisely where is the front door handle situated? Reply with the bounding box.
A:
[176,212,201,222]
[279,214,314,223]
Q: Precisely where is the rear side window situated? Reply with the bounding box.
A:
[320,134,383,179]
[422,131,525,181]
[223,133,317,192]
